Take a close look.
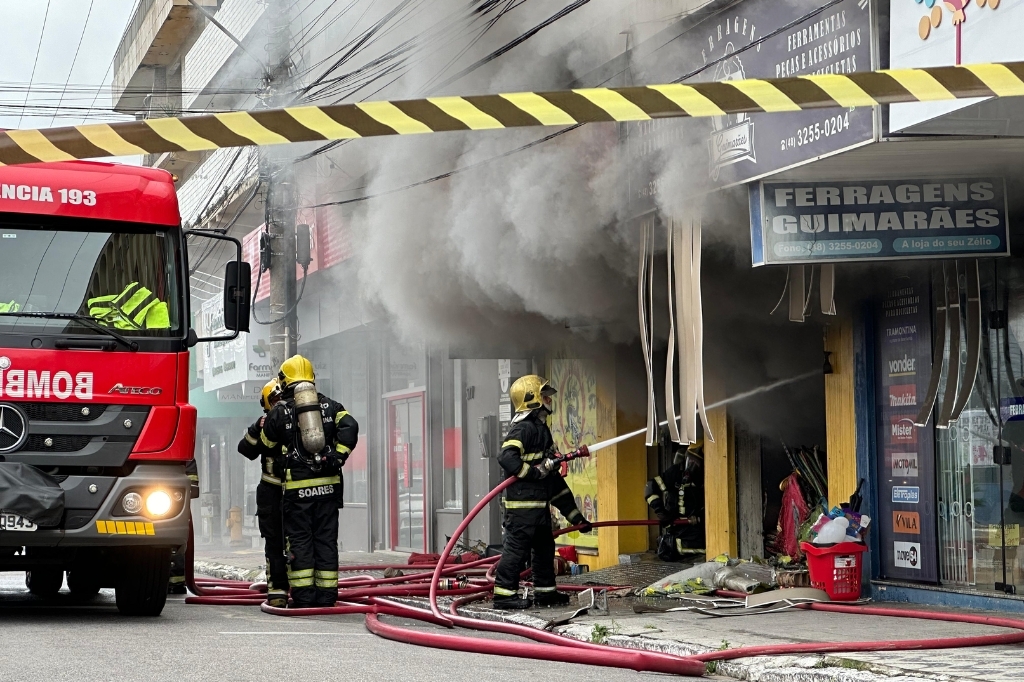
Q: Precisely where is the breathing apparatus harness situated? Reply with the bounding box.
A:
[283,380,337,473]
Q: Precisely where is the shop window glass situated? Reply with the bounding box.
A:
[936,261,1024,592]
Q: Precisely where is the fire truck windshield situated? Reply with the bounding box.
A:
[0,224,180,337]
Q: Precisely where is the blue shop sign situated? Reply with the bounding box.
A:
[1001,397,1024,423]
[892,486,920,504]
[750,178,1010,266]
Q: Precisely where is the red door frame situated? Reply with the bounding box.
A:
[385,389,427,552]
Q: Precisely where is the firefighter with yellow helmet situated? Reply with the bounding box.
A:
[260,356,359,608]
[492,375,591,610]
[236,378,287,606]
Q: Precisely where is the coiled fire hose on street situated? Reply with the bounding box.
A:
[184,443,1024,677]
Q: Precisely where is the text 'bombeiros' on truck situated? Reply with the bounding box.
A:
[0,161,251,616]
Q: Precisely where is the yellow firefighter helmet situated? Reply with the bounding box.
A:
[509,374,557,416]
[260,378,282,412]
[279,355,315,387]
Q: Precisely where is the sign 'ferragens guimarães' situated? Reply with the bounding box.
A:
[749,178,1010,266]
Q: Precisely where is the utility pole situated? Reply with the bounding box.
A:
[264,0,297,369]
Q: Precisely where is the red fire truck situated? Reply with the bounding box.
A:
[0,160,249,615]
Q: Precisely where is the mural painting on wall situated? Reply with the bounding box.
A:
[913,0,1000,63]
[548,358,599,550]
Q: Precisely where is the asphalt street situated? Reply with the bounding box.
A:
[0,573,661,682]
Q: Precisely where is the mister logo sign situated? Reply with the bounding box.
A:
[750,178,1010,266]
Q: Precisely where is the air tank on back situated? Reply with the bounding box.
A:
[292,381,326,454]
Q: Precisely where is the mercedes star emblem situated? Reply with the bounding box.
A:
[0,403,28,453]
[0,356,10,370]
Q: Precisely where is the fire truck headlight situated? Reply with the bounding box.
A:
[145,490,172,517]
[121,492,143,514]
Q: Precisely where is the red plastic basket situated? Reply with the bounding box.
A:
[800,541,867,601]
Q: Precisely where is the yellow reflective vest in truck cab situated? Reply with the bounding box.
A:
[0,301,20,313]
[87,282,170,330]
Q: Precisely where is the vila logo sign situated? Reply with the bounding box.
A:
[889,384,917,408]
[894,541,921,570]
[893,511,920,535]
[892,486,920,504]
[0,366,94,400]
[888,354,916,377]
[891,452,919,477]
[890,416,917,444]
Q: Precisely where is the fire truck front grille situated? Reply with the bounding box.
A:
[22,403,109,422]
[26,435,92,453]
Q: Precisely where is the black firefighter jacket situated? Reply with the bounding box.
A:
[497,413,585,527]
[238,415,283,487]
[260,390,359,495]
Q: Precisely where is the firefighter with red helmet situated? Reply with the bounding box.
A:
[260,356,358,608]
[492,375,591,610]
[236,378,288,606]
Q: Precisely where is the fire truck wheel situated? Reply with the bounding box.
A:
[25,569,64,598]
[115,547,171,616]
[67,569,102,599]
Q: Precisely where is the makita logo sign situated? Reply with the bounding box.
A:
[297,484,335,499]
[891,452,919,477]
[885,324,917,343]
[890,417,916,443]
[889,384,917,407]
[0,368,94,400]
[894,541,921,569]
[888,355,916,377]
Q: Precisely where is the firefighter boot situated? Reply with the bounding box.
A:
[267,590,288,608]
[492,594,533,610]
[534,590,571,607]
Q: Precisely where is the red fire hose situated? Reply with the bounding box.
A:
[184,446,1024,677]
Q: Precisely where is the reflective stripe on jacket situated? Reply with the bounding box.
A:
[88,282,170,330]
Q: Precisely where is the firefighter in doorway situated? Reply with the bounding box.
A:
[645,439,705,561]
[261,356,359,608]
[168,459,199,593]
[492,375,591,610]
[236,378,287,606]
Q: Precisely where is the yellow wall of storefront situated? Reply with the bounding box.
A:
[704,405,737,559]
[548,349,651,571]
[825,317,858,507]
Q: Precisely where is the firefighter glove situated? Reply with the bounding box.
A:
[535,458,559,478]
[579,520,593,534]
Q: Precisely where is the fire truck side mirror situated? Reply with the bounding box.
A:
[223,260,251,333]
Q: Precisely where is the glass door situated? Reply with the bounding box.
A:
[387,393,426,552]
[937,260,1024,593]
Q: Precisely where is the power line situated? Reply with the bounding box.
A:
[301,124,581,211]
[18,0,52,129]
[47,0,95,128]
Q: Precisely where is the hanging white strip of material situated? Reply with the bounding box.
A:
[648,226,657,443]
[820,264,836,316]
[788,265,806,323]
[638,221,656,446]
[676,219,696,444]
[691,217,714,443]
[665,220,680,444]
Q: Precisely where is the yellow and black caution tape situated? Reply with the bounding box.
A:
[3,61,1024,165]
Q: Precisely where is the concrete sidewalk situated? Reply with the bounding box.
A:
[191,545,410,581]
[189,551,1023,681]
[550,601,1021,682]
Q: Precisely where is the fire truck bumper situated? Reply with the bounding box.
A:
[0,464,191,549]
